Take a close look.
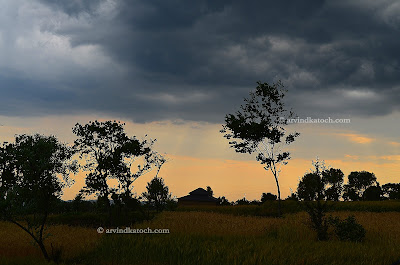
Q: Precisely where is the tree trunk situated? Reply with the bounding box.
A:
[37,240,50,261]
[273,172,282,217]
[10,219,50,261]
[267,163,282,217]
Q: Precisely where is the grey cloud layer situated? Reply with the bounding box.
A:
[1,0,400,122]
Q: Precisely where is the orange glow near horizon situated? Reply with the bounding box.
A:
[62,155,400,202]
[0,114,399,202]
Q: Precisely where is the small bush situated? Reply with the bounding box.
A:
[306,204,329,241]
[329,215,366,242]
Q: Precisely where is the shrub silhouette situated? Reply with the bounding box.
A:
[261,192,277,202]
[329,215,366,242]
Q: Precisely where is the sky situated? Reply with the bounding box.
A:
[0,0,399,201]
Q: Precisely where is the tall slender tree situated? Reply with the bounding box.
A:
[221,81,299,216]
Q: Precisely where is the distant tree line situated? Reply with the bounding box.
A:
[210,167,399,207]
[207,189,278,206]
[293,158,394,242]
[294,160,399,202]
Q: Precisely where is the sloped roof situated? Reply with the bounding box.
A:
[178,188,218,202]
[189,188,209,195]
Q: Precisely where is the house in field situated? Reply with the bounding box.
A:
[177,188,218,206]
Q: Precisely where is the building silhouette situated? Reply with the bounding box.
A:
[177,188,218,206]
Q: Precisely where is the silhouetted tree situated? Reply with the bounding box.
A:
[343,171,378,201]
[285,192,298,201]
[73,120,162,210]
[250,199,261,205]
[342,186,359,201]
[221,81,299,216]
[206,186,213,196]
[235,197,250,205]
[0,134,76,262]
[382,183,400,200]
[322,168,344,201]
[72,193,84,213]
[261,192,277,202]
[363,184,382,201]
[297,172,325,201]
[217,196,231,206]
[297,158,329,241]
[142,176,172,212]
[297,166,344,202]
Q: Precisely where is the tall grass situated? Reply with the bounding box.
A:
[2,204,400,264]
[78,211,400,265]
[0,221,101,264]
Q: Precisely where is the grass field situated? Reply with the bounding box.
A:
[0,221,101,265]
[1,203,400,264]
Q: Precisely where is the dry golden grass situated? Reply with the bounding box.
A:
[92,211,400,265]
[0,222,39,258]
[1,211,400,264]
[329,211,400,244]
[0,221,101,260]
[140,211,400,242]
[140,211,289,236]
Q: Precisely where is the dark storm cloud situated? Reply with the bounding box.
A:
[37,0,104,16]
[1,0,400,122]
